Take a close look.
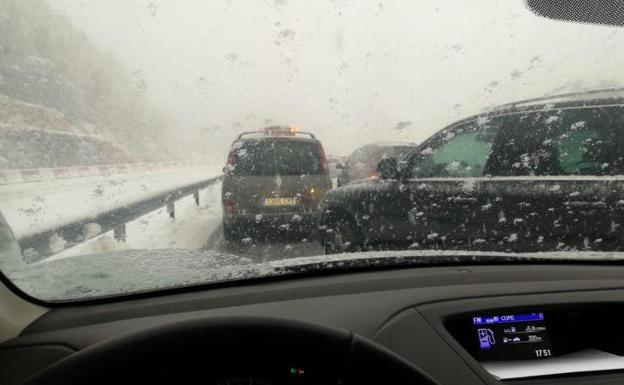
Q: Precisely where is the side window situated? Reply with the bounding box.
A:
[553,108,622,175]
[409,120,496,178]
[555,125,602,175]
[486,107,624,176]
[486,113,562,176]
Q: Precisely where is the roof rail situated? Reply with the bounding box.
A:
[290,131,316,139]
[236,128,316,140]
[236,131,262,140]
[490,87,624,112]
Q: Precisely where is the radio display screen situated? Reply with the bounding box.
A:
[472,312,553,360]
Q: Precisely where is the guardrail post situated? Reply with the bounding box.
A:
[167,201,175,219]
[193,191,200,206]
[114,224,126,242]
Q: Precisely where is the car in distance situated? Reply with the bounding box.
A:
[328,155,348,179]
[336,142,416,187]
[222,126,332,240]
[320,89,624,254]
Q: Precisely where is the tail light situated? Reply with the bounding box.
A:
[318,144,329,175]
[307,187,320,200]
[305,186,324,210]
[224,196,236,214]
[224,151,237,174]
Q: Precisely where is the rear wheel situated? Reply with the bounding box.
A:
[322,214,362,254]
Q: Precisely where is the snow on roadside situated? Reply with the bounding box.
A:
[49,183,223,261]
[0,165,221,239]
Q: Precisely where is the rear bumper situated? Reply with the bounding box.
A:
[224,212,319,234]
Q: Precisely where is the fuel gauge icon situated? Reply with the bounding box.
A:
[478,328,496,349]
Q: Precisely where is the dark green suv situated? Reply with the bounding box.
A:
[222,127,332,240]
[320,92,624,254]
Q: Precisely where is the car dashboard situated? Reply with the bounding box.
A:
[4,263,624,384]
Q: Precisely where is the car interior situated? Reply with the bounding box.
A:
[4,260,624,384]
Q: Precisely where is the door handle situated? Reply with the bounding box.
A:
[450,197,477,204]
[566,201,606,209]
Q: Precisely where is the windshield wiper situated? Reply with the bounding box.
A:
[269,250,624,275]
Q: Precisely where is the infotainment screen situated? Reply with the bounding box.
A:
[472,312,553,361]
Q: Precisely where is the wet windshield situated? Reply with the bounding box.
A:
[2,0,624,301]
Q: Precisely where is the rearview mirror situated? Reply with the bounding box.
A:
[526,0,624,27]
[377,157,398,179]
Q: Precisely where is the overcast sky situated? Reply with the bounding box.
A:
[47,0,624,161]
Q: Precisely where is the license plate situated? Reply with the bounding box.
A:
[264,197,298,206]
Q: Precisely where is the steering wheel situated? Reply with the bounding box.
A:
[22,316,439,385]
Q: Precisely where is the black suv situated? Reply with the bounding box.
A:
[222,126,332,240]
[320,90,624,253]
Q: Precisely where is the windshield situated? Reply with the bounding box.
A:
[230,139,323,176]
[2,0,624,301]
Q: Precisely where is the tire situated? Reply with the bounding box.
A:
[322,214,362,254]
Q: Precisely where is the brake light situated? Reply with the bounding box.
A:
[225,151,236,174]
[225,196,236,214]
[319,144,329,175]
[227,151,236,165]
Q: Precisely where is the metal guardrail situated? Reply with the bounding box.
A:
[19,175,223,263]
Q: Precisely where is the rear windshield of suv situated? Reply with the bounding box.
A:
[351,145,414,170]
[231,139,323,176]
[384,146,415,159]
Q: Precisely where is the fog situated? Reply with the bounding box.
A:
[46,0,624,162]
